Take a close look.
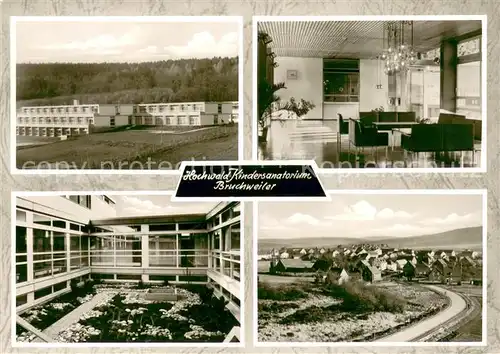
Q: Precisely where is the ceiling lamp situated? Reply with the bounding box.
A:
[380,21,416,75]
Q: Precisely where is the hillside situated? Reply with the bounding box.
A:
[258,237,369,253]
[258,226,483,252]
[369,226,483,250]
[16,57,238,106]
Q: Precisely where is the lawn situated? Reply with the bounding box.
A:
[257,280,448,342]
[17,281,239,343]
[16,124,238,170]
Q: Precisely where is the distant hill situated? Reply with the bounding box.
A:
[258,226,482,253]
[368,226,482,250]
[16,57,238,106]
[258,237,369,253]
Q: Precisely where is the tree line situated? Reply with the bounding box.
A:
[16,57,238,106]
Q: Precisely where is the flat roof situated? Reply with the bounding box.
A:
[90,213,207,226]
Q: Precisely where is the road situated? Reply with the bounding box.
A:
[375,284,467,342]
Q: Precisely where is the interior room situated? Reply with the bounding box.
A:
[256,18,484,169]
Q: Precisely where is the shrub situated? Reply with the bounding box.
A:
[257,282,309,301]
[324,281,407,313]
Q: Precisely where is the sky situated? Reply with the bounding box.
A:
[16,20,239,63]
[259,194,483,239]
[113,195,217,217]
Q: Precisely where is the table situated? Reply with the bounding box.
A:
[391,128,413,150]
[372,121,418,130]
[372,122,418,150]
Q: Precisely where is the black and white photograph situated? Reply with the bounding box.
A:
[256,191,485,343]
[12,17,241,171]
[14,193,242,344]
[255,16,485,170]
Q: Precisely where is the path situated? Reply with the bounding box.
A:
[33,292,110,342]
[375,285,467,342]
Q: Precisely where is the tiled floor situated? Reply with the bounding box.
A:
[257,120,480,169]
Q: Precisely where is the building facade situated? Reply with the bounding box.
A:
[16,101,239,137]
[15,195,241,321]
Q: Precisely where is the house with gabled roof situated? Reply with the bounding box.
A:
[274,259,315,273]
[385,259,398,272]
[326,267,350,285]
[397,255,417,266]
[415,263,431,277]
[365,251,379,261]
[396,259,408,270]
[460,256,477,267]
[313,258,333,272]
[360,264,382,283]
[280,250,290,259]
[435,250,456,261]
[299,248,307,255]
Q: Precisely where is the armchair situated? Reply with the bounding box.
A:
[401,123,474,166]
[348,119,389,164]
[336,113,349,152]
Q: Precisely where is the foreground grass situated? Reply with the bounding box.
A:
[440,297,482,342]
[258,280,407,325]
[17,125,238,169]
[257,282,310,302]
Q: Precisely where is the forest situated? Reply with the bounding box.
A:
[16,57,238,106]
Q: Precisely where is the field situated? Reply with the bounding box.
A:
[257,279,448,342]
[16,125,238,169]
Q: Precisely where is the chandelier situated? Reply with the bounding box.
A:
[380,21,416,75]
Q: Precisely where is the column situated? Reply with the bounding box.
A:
[26,212,35,305]
[65,228,70,273]
[399,70,410,111]
[440,39,458,112]
[208,232,212,268]
[140,224,149,282]
[228,225,234,279]
[175,224,179,282]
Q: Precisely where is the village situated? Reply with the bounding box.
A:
[259,244,483,286]
[257,243,483,342]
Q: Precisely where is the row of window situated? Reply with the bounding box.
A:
[15,231,239,284]
[207,203,241,230]
[18,117,93,125]
[135,104,203,113]
[17,210,86,231]
[21,106,99,114]
[131,116,200,125]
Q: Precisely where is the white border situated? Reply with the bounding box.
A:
[252,15,487,173]
[11,190,245,348]
[253,189,487,347]
[171,159,331,202]
[10,16,244,175]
